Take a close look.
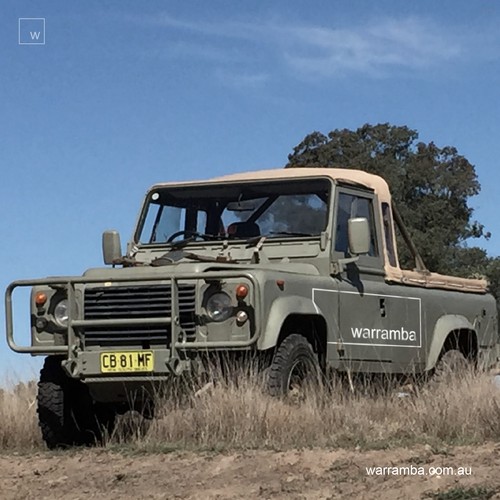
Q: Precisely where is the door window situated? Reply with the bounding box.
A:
[335,192,377,256]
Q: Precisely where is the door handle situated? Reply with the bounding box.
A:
[380,298,386,317]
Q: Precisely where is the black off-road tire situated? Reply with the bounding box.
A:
[37,356,115,449]
[267,334,320,397]
[37,358,67,449]
[431,349,469,386]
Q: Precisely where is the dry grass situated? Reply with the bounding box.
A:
[112,365,500,452]
[0,380,40,450]
[2,366,500,452]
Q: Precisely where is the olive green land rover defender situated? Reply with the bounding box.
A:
[5,168,498,448]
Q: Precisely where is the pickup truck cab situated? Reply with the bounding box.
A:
[5,167,498,448]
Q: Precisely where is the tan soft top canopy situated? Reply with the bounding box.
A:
[152,167,392,206]
[151,167,487,294]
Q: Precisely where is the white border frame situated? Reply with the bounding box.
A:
[312,288,423,348]
[18,18,46,45]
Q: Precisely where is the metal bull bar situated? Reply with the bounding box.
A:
[5,271,260,357]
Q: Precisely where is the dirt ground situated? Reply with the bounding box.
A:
[1,444,500,499]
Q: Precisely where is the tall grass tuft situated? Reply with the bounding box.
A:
[0,380,41,450]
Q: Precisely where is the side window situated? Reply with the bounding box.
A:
[382,202,397,267]
[335,192,377,256]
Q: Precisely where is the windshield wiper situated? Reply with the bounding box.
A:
[245,235,266,248]
[269,231,313,237]
[169,236,196,249]
[167,232,225,249]
[244,236,268,264]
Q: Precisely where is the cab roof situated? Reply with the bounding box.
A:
[150,167,392,206]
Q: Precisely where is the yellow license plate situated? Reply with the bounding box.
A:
[100,351,154,373]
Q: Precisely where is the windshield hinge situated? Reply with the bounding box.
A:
[250,237,269,264]
[320,231,328,251]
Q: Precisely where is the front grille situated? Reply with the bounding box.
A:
[83,284,196,347]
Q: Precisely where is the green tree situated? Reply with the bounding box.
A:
[486,258,500,304]
[286,123,492,279]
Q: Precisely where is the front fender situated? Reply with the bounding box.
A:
[425,314,475,371]
[257,295,321,351]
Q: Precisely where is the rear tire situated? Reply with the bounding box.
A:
[267,334,320,397]
[431,349,468,386]
[37,356,115,449]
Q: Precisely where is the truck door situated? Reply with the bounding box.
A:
[331,187,422,372]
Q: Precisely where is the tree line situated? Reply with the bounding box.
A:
[286,123,500,303]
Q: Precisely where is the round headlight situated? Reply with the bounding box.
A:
[54,299,69,327]
[206,292,233,322]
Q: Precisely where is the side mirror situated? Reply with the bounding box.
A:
[102,230,122,265]
[348,217,370,255]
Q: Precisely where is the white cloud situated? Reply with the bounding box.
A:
[160,41,240,63]
[135,13,486,81]
[214,69,270,88]
[150,13,263,41]
[280,17,463,78]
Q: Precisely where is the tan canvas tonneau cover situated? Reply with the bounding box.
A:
[398,270,487,293]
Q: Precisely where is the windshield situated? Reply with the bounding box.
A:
[136,178,331,245]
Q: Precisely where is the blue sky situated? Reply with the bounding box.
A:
[1,0,500,379]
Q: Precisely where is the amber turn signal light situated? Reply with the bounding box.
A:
[35,292,48,306]
[235,284,249,299]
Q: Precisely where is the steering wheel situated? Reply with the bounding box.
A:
[166,230,213,243]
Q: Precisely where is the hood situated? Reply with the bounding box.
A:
[82,260,321,279]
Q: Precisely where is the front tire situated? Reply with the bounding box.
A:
[267,334,320,397]
[37,356,115,449]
